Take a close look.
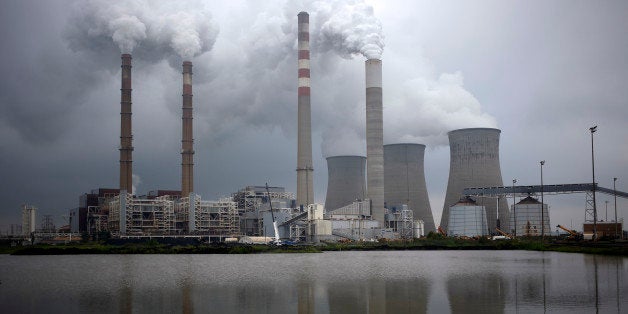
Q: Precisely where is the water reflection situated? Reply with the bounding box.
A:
[447,273,507,313]
[0,252,625,313]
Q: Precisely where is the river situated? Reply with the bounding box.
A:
[0,250,625,313]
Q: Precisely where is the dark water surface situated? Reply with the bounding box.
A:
[0,250,625,313]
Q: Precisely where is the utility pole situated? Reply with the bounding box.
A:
[540,160,545,241]
[513,179,517,238]
[590,126,598,241]
[614,178,618,239]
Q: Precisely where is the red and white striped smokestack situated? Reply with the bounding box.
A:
[296,11,314,208]
[181,61,194,197]
[120,54,133,194]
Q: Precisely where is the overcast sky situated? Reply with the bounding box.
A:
[1,0,627,232]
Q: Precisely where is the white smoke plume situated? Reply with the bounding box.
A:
[66,0,218,60]
[109,15,146,53]
[131,174,142,195]
[384,72,498,146]
[312,1,384,60]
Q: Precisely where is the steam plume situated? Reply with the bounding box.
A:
[66,0,218,59]
[314,1,384,59]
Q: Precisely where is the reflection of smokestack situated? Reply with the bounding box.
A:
[120,54,133,193]
[325,156,367,211]
[384,144,436,233]
[297,12,314,208]
[181,61,194,197]
[366,59,384,225]
[440,128,509,233]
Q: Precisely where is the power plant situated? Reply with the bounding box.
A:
[384,144,435,233]
[8,10,627,244]
[440,128,509,234]
[296,11,314,209]
[325,156,367,212]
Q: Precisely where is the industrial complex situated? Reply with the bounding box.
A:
[6,11,627,245]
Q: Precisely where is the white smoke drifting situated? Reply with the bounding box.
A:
[109,15,146,53]
[385,72,498,146]
[131,174,142,195]
[66,0,218,59]
[313,1,385,60]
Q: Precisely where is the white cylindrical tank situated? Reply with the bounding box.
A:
[413,220,425,238]
[325,156,366,212]
[441,128,509,234]
[384,143,435,233]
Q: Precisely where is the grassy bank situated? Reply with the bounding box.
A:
[3,237,627,256]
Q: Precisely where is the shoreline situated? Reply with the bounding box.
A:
[3,238,627,256]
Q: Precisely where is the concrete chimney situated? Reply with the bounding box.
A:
[325,155,367,212]
[296,11,314,209]
[384,143,436,233]
[120,54,133,194]
[440,128,509,233]
[366,59,384,225]
[181,61,194,197]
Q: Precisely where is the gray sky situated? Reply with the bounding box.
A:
[1,0,627,232]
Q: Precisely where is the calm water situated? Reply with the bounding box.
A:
[0,250,625,313]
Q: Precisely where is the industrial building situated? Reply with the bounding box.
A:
[441,128,509,234]
[384,143,435,233]
[21,204,36,236]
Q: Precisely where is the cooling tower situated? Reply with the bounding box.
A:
[440,128,509,233]
[366,59,384,224]
[181,61,194,197]
[325,156,367,212]
[296,11,314,208]
[384,144,436,233]
[119,54,133,193]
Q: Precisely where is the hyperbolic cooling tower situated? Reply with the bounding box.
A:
[296,11,314,208]
[181,61,194,197]
[119,54,133,193]
[366,59,384,225]
[384,144,436,233]
[325,156,367,212]
[440,128,509,233]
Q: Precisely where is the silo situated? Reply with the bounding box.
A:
[384,143,435,233]
[440,128,509,233]
[325,156,367,212]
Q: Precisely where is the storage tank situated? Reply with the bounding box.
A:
[384,143,435,233]
[440,128,509,233]
[325,156,367,212]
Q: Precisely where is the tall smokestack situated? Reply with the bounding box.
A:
[297,12,314,209]
[120,54,133,194]
[366,59,384,225]
[181,61,194,197]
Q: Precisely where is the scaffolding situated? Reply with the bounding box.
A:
[385,206,414,239]
[108,193,239,237]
